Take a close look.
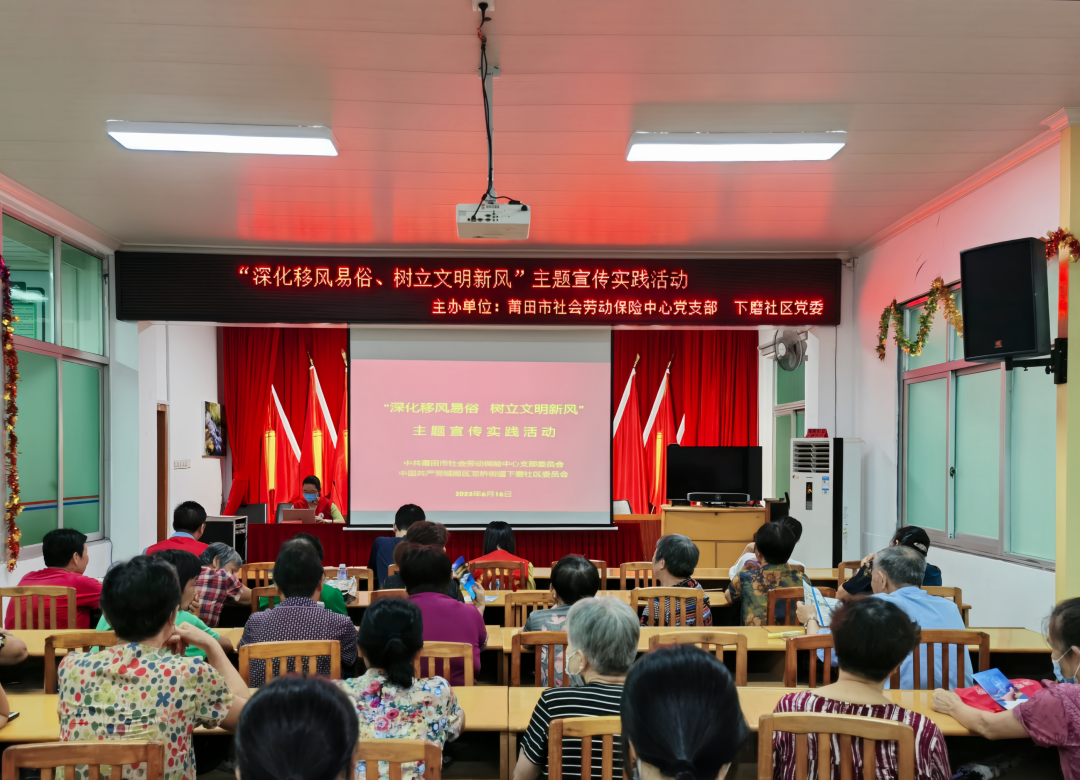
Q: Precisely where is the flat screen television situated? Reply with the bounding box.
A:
[665,445,763,502]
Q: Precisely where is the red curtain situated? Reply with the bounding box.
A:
[612,330,758,448]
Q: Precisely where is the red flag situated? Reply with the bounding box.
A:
[643,364,678,512]
[299,364,338,495]
[612,359,648,515]
[266,385,300,516]
[330,371,349,514]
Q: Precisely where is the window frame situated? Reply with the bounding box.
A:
[773,355,806,498]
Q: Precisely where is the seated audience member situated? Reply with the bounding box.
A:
[236,676,358,780]
[5,527,101,631]
[98,549,233,658]
[58,555,248,780]
[515,598,639,780]
[932,597,1080,780]
[726,522,805,626]
[240,542,357,687]
[145,500,209,555]
[369,504,425,585]
[381,522,486,612]
[773,598,950,780]
[196,542,251,627]
[525,555,601,686]
[641,534,712,627]
[292,474,344,522]
[728,516,806,578]
[620,645,747,780]
[265,533,349,615]
[470,520,536,590]
[840,526,941,602]
[400,545,486,686]
[802,545,971,688]
[338,598,464,780]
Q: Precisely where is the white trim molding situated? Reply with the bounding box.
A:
[0,172,119,256]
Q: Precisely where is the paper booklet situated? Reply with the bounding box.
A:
[801,579,840,627]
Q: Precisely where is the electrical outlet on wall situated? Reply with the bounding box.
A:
[173,459,190,469]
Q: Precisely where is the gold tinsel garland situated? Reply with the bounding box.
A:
[876,277,964,361]
[1,255,20,570]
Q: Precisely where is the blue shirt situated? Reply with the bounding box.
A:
[368,536,403,586]
[923,563,943,587]
[872,586,972,689]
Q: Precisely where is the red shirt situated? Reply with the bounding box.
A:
[290,495,335,519]
[4,568,102,629]
[145,534,208,556]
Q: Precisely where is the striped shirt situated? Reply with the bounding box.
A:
[638,577,712,627]
[518,682,624,780]
[772,692,951,780]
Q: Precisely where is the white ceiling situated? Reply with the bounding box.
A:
[2,0,1080,254]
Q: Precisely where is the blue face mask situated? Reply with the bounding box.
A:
[303,492,319,503]
[1052,649,1078,684]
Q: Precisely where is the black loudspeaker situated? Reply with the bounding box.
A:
[960,237,1050,362]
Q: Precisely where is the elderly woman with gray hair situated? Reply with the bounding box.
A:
[194,542,251,627]
[514,597,640,780]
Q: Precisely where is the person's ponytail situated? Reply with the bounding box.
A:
[381,634,416,688]
[359,598,425,689]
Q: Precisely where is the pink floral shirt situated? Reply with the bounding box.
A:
[1012,682,1080,780]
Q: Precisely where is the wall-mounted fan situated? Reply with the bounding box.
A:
[772,329,806,372]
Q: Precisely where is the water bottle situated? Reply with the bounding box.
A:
[337,564,347,581]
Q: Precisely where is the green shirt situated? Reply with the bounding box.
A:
[257,583,348,615]
[95,610,221,658]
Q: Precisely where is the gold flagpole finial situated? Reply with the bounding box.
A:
[633,353,640,368]
[341,349,348,370]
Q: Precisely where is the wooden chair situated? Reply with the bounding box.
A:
[549,716,621,780]
[251,585,282,613]
[632,587,705,627]
[238,640,342,686]
[551,559,608,589]
[469,560,528,592]
[789,564,806,574]
[414,641,474,685]
[888,629,989,690]
[323,566,375,591]
[783,634,837,688]
[505,591,555,628]
[511,631,569,687]
[372,588,408,602]
[357,739,442,780]
[767,587,836,627]
[1,740,165,780]
[240,561,275,588]
[757,712,915,780]
[921,586,968,626]
[647,631,748,687]
[0,586,76,630]
[619,562,655,590]
[387,564,399,579]
[44,631,119,693]
[838,560,864,586]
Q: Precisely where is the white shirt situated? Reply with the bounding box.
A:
[728,552,806,579]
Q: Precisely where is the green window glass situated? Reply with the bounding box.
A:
[776,362,805,405]
[775,414,792,499]
[905,300,948,370]
[3,215,54,344]
[1009,360,1056,559]
[14,350,59,545]
[62,361,101,535]
[905,378,947,532]
[953,369,1001,539]
[61,244,104,355]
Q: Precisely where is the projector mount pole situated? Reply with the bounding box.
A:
[478,3,499,207]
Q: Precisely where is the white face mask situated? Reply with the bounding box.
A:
[566,649,585,687]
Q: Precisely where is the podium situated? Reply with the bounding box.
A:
[660,505,767,570]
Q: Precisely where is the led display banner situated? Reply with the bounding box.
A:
[115,252,842,326]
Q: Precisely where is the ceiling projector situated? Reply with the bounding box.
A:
[456,202,531,239]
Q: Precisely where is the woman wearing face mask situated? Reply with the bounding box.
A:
[292,475,344,522]
[513,597,639,780]
[621,645,747,780]
[932,597,1080,780]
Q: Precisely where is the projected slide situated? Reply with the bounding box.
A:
[351,356,610,526]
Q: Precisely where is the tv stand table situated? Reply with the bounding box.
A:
[661,505,768,570]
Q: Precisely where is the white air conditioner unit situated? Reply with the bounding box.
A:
[790,437,863,568]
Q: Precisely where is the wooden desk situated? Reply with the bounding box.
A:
[970,628,1050,653]
[501,626,773,655]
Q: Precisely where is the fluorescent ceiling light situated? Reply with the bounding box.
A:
[106,121,338,156]
[626,131,846,162]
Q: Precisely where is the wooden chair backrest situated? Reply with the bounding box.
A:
[414,641,474,685]
[511,631,569,687]
[888,629,988,691]
[647,631,748,686]
[238,640,342,686]
[757,712,915,780]
[505,591,556,628]
[372,589,408,602]
[766,587,835,627]
[251,586,282,613]
[240,562,275,589]
[1,740,165,780]
[782,634,837,688]
[838,560,864,585]
[469,560,527,592]
[0,586,76,630]
[788,564,806,574]
[44,631,119,693]
[323,567,375,591]
[357,739,442,780]
[619,562,655,590]
[549,717,621,780]
[631,587,704,627]
[387,564,400,579]
[550,560,608,589]
[921,586,966,624]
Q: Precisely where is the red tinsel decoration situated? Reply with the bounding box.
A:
[1046,228,1080,261]
[0,255,20,571]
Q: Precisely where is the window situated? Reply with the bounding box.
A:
[900,283,1056,563]
[774,360,805,499]
[3,215,54,344]
[61,243,104,355]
